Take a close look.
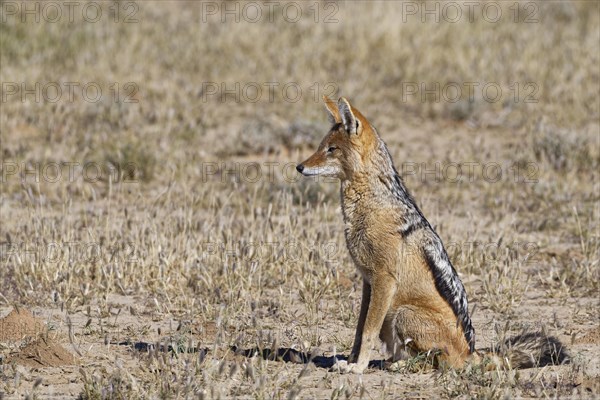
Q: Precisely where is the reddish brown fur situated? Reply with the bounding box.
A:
[298,97,470,373]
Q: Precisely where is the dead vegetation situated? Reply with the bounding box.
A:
[0,1,598,398]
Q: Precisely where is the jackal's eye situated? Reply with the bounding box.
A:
[327,146,337,153]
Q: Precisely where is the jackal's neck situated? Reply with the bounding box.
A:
[340,139,422,221]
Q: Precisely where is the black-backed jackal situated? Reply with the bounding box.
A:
[296,96,568,374]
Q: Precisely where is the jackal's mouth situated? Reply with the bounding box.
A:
[296,164,317,176]
[296,165,337,177]
[299,169,319,176]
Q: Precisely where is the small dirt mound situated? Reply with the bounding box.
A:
[0,307,45,341]
[10,337,76,367]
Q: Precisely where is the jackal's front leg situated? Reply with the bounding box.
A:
[349,280,370,363]
[335,277,395,374]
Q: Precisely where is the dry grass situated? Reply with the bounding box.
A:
[1,1,599,398]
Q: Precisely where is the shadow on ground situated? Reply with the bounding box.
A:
[119,341,385,369]
[231,346,385,370]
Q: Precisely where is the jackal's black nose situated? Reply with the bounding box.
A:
[296,164,304,173]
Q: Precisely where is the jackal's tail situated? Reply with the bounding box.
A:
[473,332,570,370]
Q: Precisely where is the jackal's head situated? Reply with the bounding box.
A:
[296,96,379,180]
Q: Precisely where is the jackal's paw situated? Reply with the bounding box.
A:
[331,360,366,374]
[385,360,407,372]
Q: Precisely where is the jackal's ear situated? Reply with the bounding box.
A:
[338,97,361,135]
[323,96,341,123]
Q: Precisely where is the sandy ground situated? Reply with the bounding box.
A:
[1,290,598,398]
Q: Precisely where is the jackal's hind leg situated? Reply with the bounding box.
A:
[379,312,416,363]
[390,306,470,369]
